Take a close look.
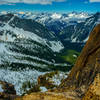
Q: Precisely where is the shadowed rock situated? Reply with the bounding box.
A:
[0,81,19,100]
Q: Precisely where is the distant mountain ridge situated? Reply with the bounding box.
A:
[60,12,100,43]
[0,11,91,36]
[3,11,99,44]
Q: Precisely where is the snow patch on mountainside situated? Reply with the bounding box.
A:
[83,36,89,42]
[68,12,89,19]
[0,23,44,43]
[0,43,9,64]
[0,22,64,52]
[0,43,7,54]
[51,13,62,19]
[72,37,77,43]
[40,86,47,92]
[49,41,64,52]
[0,84,4,92]
[0,68,45,95]
[0,42,66,69]
[51,72,68,86]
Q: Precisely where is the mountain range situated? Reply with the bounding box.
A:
[0,11,100,95]
[0,13,67,95]
[0,11,90,36]
[1,11,99,44]
[3,21,100,100]
[0,13,66,71]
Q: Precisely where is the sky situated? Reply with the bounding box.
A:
[0,0,100,13]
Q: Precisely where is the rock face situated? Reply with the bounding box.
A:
[38,71,67,89]
[83,74,100,100]
[0,81,16,94]
[0,81,18,100]
[60,24,100,91]
[15,92,80,100]
[38,71,59,89]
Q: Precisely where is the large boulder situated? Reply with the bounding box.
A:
[38,71,59,89]
[0,81,16,94]
[0,81,18,100]
[38,71,68,89]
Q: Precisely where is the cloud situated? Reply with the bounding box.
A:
[89,0,100,2]
[0,0,66,5]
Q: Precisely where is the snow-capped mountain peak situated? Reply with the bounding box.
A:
[51,13,62,19]
[68,12,89,19]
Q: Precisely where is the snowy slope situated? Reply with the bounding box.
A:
[0,13,69,95]
[0,13,64,52]
[60,12,100,43]
[0,12,93,95]
[0,13,66,68]
[3,11,90,35]
[0,68,45,95]
[0,11,91,37]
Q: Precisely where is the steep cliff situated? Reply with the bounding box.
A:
[83,73,100,100]
[60,24,100,91]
